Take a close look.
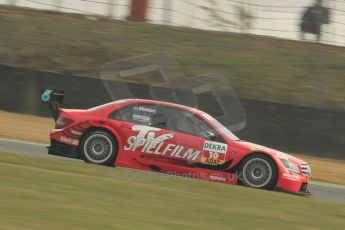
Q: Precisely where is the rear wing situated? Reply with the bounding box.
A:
[41,88,64,121]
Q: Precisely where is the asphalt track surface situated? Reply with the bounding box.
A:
[1,139,344,204]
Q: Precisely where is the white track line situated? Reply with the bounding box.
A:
[0,138,47,146]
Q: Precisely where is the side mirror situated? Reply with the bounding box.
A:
[205,131,215,140]
[151,114,166,127]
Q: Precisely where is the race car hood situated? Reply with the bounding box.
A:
[233,141,307,165]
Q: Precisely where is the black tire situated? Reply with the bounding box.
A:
[239,154,278,190]
[79,130,118,166]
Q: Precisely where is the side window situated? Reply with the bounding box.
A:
[164,108,196,135]
[189,115,226,143]
[109,105,132,122]
[131,104,160,126]
[163,106,225,142]
[109,103,163,127]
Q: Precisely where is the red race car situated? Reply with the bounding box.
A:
[42,89,311,194]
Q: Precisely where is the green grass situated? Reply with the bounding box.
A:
[0,152,344,230]
[1,6,345,110]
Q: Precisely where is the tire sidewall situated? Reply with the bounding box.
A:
[239,154,278,190]
[80,130,118,166]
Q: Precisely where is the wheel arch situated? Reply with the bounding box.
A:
[236,151,280,171]
[80,122,123,148]
[234,151,281,187]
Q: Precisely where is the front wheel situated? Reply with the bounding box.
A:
[239,154,278,190]
[80,130,118,166]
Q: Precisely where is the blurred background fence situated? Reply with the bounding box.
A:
[1,64,344,159]
[1,0,345,46]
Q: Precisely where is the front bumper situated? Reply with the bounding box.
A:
[298,183,311,195]
[276,172,310,194]
[48,140,80,159]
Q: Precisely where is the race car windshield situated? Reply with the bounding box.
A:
[201,113,240,141]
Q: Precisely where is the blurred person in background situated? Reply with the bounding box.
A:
[300,0,329,42]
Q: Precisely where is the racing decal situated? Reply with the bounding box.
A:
[201,140,228,165]
[209,174,226,182]
[248,143,265,152]
[124,125,201,160]
[133,106,156,113]
[132,114,151,123]
[132,105,158,124]
[60,136,79,146]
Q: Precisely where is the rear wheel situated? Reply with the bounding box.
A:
[80,130,117,166]
[239,154,277,190]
